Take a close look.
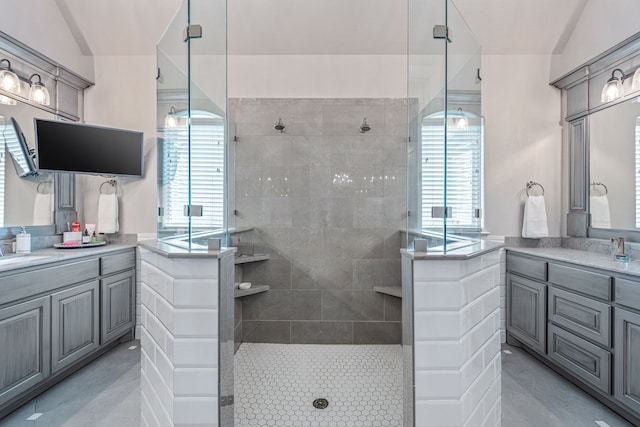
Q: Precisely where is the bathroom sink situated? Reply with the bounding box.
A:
[0,254,50,266]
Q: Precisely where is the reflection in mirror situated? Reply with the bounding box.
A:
[0,102,55,227]
[589,98,640,230]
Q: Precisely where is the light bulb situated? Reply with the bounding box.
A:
[0,72,19,93]
[0,94,16,105]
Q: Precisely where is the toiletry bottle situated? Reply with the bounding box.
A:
[82,228,91,244]
[91,231,98,243]
[16,226,31,254]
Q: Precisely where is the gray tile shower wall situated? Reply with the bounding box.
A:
[230,98,407,345]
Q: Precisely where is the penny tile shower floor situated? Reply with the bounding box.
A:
[234,343,403,427]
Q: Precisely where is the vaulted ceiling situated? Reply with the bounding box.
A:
[56,0,587,56]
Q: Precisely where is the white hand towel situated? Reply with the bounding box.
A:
[590,195,611,229]
[522,195,549,238]
[32,192,53,225]
[97,193,119,234]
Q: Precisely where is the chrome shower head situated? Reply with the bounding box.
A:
[274,117,286,133]
[359,118,371,133]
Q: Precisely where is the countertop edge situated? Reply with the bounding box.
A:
[138,240,236,259]
[0,244,137,274]
[401,241,504,260]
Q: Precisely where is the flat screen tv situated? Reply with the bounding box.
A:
[34,118,144,177]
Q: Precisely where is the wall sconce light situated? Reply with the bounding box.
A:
[165,106,178,128]
[28,74,50,106]
[601,68,625,102]
[274,117,286,133]
[0,59,20,95]
[0,59,52,106]
[632,67,640,92]
[359,117,371,133]
[448,107,469,130]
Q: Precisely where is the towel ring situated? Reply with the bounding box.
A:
[100,179,117,195]
[590,181,608,195]
[36,180,53,194]
[525,181,544,196]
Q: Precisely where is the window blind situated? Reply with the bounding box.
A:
[161,115,225,229]
[421,114,482,230]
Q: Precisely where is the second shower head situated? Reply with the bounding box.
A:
[274,117,286,133]
[359,118,371,133]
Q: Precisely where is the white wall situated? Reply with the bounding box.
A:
[0,0,93,80]
[229,55,407,99]
[483,54,563,238]
[550,0,640,81]
[81,53,562,239]
[80,55,157,234]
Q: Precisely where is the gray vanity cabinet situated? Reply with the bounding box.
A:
[0,296,51,407]
[614,308,640,413]
[101,270,135,344]
[50,281,100,374]
[0,247,136,419]
[507,273,547,354]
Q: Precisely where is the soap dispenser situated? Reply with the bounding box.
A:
[16,227,31,254]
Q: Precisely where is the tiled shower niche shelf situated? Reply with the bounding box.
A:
[234,284,270,299]
[373,286,402,298]
[234,254,270,265]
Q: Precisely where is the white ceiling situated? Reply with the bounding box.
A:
[56,0,587,56]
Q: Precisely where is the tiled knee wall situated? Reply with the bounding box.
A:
[139,248,226,427]
[408,249,502,427]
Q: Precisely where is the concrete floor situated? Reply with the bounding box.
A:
[0,341,635,427]
[0,340,140,427]
[501,344,633,427]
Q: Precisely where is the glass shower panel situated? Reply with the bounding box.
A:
[157,0,230,248]
[444,0,482,249]
[407,0,447,250]
[157,1,190,243]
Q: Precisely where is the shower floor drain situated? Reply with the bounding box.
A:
[312,398,329,409]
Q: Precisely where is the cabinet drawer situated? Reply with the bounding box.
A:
[548,263,611,301]
[615,278,640,311]
[0,259,100,306]
[548,324,611,393]
[507,253,547,281]
[548,287,611,347]
[100,250,135,276]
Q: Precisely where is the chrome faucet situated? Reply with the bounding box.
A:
[611,237,630,261]
[611,237,625,255]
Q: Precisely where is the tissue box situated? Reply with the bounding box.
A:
[63,231,83,244]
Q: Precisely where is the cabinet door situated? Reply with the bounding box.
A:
[508,273,547,353]
[0,296,50,406]
[51,281,100,374]
[101,270,134,344]
[615,308,640,413]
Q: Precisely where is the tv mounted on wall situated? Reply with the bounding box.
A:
[34,118,144,177]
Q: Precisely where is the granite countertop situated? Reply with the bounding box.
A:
[402,240,504,260]
[507,246,640,277]
[0,243,136,273]
[138,239,236,259]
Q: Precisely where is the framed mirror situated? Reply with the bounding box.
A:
[589,98,640,231]
[0,102,56,227]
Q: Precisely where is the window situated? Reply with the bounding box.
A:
[161,110,225,230]
[421,110,483,231]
